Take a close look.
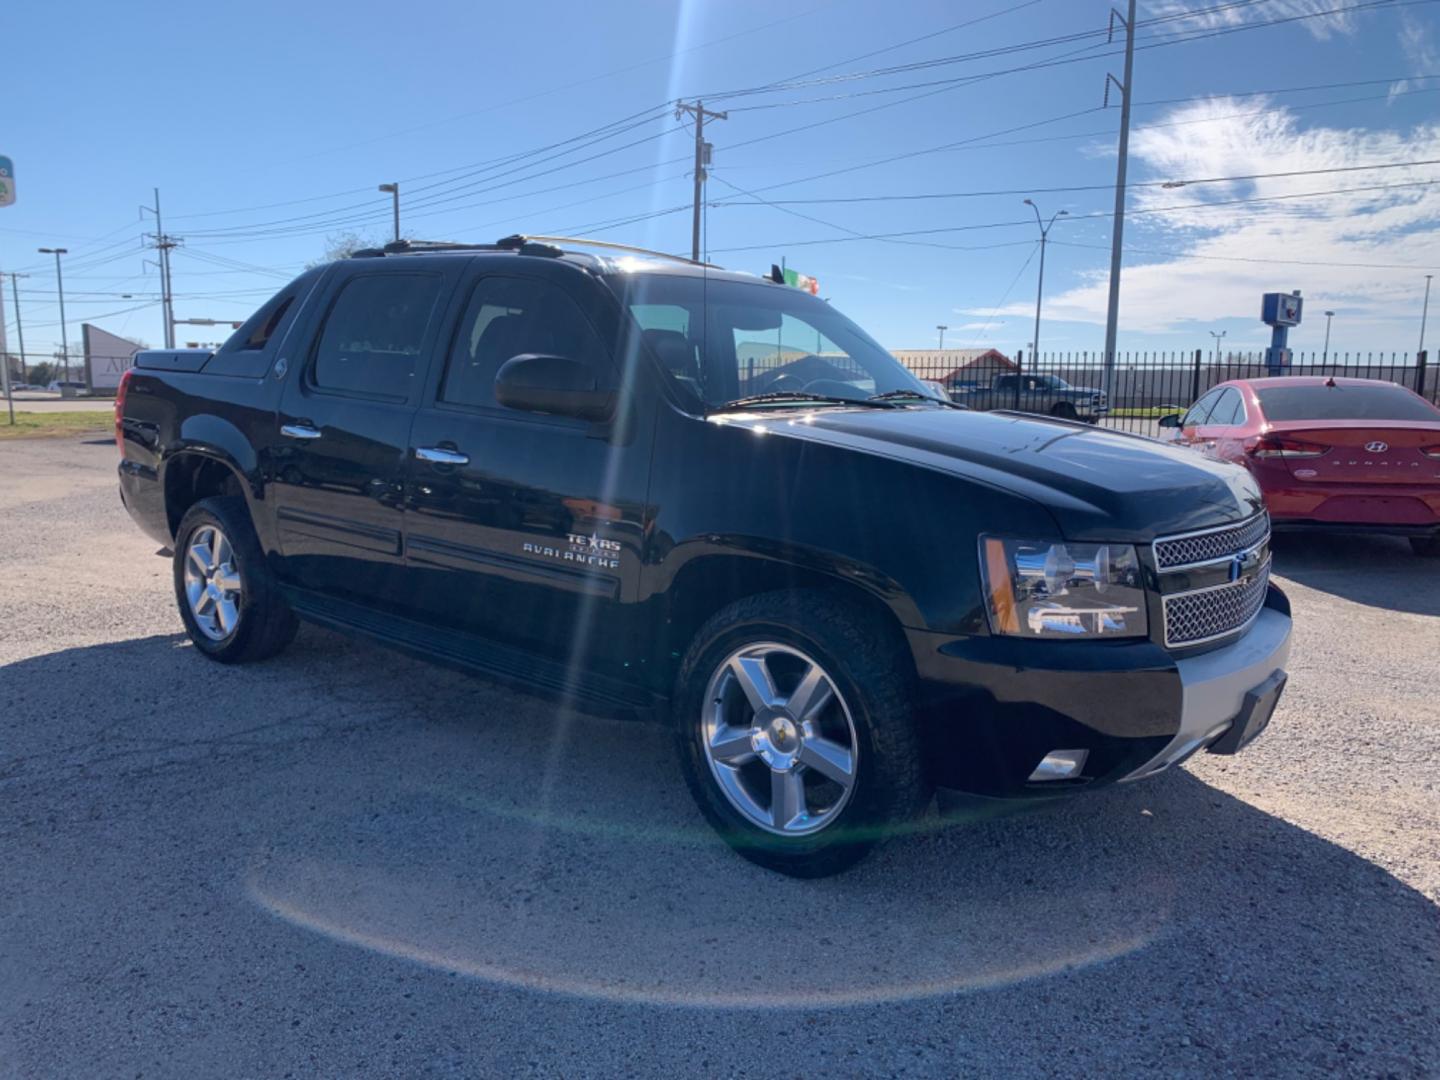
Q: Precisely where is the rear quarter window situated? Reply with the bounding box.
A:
[1255,384,1440,422]
[204,274,317,378]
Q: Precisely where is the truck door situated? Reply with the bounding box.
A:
[268,263,459,604]
[402,268,652,679]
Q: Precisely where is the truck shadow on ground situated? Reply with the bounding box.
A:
[4,628,1437,1069]
[1270,531,1440,616]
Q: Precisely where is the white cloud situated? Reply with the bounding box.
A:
[1143,0,1359,41]
[993,96,1440,345]
[1390,12,1439,101]
[953,319,1005,329]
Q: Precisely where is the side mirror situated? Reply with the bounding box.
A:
[494,354,615,421]
[1157,413,1182,429]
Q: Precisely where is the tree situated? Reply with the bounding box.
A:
[27,361,55,387]
[307,231,385,269]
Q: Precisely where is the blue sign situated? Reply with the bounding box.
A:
[1262,292,1302,327]
[0,155,13,207]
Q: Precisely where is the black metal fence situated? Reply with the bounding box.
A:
[900,349,1434,434]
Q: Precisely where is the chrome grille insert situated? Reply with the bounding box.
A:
[1153,512,1269,570]
[1162,559,1271,647]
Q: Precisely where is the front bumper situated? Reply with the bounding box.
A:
[1117,605,1291,781]
[908,585,1292,796]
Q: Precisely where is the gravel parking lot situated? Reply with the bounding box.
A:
[2,436,1437,1078]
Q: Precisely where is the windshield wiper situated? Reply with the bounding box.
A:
[868,389,967,409]
[711,391,900,411]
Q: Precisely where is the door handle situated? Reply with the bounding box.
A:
[415,446,470,466]
[281,423,322,440]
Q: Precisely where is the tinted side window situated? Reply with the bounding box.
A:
[1207,388,1243,426]
[440,276,610,409]
[312,274,442,400]
[1183,390,1220,427]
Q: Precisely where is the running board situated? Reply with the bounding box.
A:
[283,587,662,720]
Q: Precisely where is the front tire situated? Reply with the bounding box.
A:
[1411,535,1440,557]
[673,591,930,877]
[1050,402,1078,421]
[173,496,297,663]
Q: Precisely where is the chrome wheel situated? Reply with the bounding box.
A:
[701,642,859,837]
[183,524,242,641]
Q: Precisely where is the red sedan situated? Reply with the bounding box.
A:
[1159,376,1440,556]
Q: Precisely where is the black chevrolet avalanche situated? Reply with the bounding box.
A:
[116,236,1292,876]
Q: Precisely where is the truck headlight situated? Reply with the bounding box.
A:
[980,537,1147,639]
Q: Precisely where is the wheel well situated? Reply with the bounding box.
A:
[659,555,913,690]
[164,454,245,539]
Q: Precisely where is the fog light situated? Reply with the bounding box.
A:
[1028,749,1089,781]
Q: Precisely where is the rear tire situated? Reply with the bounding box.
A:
[173,496,297,663]
[1411,535,1440,557]
[672,591,931,877]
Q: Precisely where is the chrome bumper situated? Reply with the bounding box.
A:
[1119,606,1292,782]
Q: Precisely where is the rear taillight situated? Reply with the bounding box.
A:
[1245,435,1328,459]
[1423,443,1440,459]
[114,368,133,453]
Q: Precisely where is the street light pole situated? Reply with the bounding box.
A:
[378,183,400,244]
[1209,329,1226,366]
[1323,310,1335,363]
[38,248,69,385]
[1023,199,1067,364]
[936,324,948,350]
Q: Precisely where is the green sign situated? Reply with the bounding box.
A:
[0,156,13,207]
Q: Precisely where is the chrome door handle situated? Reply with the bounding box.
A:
[415,446,470,466]
[281,423,322,440]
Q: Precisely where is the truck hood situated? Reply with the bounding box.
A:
[725,406,1263,541]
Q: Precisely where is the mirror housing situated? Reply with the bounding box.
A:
[494,354,615,421]
[1157,412,1182,429]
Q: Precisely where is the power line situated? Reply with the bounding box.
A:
[706,178,1440,254]
[1049,239,1436,271]
[709,157,1440,207]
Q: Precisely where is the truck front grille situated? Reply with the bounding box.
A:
[1154,512,1269,570]
[1162,561,1271,647]
[1152,512,1271,648]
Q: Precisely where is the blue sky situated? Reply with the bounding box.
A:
[2,0,1438,364]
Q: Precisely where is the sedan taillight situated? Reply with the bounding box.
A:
[1422,443,1440,459]
[1245,435,1329,458]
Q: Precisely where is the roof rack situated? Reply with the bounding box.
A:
[349,235,715,267]
[502,234,712,267]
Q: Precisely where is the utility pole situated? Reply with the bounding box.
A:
[1023,199,1067,362]
[0,269,11,424]
[1101,0,1136,398]
[1420,275,1433,356]
[1,270,28,383]
[143,189,179,348]
[38,248,70,384]
[676,101,727,262]
[379,182,400,243]
[936,325,948,350]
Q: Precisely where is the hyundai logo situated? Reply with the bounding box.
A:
[1365,441,1389,453]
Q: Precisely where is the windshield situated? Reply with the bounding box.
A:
[1255,383,1440,422]
[610,273,929,408]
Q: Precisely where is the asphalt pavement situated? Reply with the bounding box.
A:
[1,436,1436,1078]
